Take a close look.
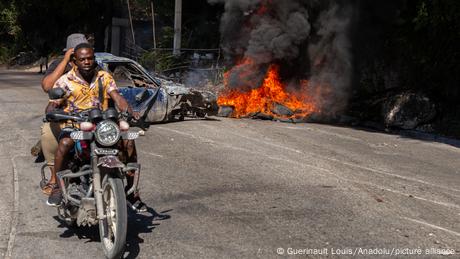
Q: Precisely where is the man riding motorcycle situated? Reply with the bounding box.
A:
[47,42,146,211]
[39,33,89,196]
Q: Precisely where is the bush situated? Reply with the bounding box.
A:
[139,49,183,73]
[0,46,12,64]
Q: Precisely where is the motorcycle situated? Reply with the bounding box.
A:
[41,90,141,259]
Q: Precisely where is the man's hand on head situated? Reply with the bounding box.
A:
[41,48,75,92]
[64,48,74,62]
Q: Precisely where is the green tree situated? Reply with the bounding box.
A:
[0,0,21,62]
[397,0,460,103]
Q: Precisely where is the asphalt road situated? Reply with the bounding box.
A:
[0,69,459,259]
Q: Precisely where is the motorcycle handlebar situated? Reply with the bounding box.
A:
[45,109,134,123]
[45,111,85,122]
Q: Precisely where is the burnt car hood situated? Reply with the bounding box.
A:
[95,52,218,122]
[96,52,214,96]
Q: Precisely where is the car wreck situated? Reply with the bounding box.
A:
[95,53,218,126]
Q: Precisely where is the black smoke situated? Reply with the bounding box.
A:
[209,0,355,116]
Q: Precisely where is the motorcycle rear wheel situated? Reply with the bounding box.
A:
[99,176,127,259]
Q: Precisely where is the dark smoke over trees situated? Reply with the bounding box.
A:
[209,0,355,115]
[210,0,460,135]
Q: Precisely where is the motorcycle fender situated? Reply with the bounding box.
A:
[97,155,125,168]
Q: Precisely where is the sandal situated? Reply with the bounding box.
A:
[31,140,42,157]
[41,182,57,196]
[127,194,148,213]
[131,200,148,213]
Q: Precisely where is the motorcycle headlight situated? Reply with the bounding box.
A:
[95,120,120,146]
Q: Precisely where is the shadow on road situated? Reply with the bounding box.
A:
[52,205,171,258]
[124,207,172,259]
[306,120,460,150]
[53,216,100,242]
[346,124,460,149]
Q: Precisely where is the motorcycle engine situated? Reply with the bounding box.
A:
[67,183,85,204]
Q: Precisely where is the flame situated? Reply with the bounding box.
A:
[217,0,320,120]
[218,62,318,118]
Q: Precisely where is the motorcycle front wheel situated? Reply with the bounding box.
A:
[99,176,127,259]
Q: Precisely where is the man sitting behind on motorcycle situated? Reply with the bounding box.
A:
[47,42,145,211]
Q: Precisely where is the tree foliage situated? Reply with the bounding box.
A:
[132,0,222,49]
[0,0,21,62]
[354,0,460,105]
[13,0,113,54]
[0,0,222,62]
[390,0,460,103]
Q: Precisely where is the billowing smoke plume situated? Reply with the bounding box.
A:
[209,0,354,116]
[307,2,353,115]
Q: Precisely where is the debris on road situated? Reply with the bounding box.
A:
[218,105,234,117]
[270,103,294,117]
[383,92,436,130]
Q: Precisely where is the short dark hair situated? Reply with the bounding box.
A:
[74,42,93,52]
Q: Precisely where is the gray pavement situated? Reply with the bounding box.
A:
[0,69,459,259]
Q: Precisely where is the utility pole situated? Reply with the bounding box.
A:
[151,0,157,49]
[126,0,135,45]
[173,0,182,56]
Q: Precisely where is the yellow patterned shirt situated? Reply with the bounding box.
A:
[53,67,118,113]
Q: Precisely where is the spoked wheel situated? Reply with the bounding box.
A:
[99,177,127,259]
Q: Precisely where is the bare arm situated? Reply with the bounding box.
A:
[109,90,136,118]
[41,48,74,92]
[44,100,63,113]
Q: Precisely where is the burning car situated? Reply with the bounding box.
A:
[95,53,218,126]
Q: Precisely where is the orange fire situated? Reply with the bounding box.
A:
[218,62,318,118]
